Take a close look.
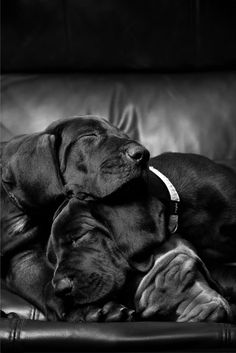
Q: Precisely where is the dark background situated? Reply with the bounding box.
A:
[2,0,236,73]
[1,1,236,160]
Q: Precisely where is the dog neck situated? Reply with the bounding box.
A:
[97,167,180,239]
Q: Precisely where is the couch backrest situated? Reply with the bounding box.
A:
[2,73,236,159]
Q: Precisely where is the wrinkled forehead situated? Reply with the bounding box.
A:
[62,116,128,139]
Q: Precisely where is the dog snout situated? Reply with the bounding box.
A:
[126,144,150,164]
[53,277,73,297]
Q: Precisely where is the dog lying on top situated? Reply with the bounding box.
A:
[1,116,236,322]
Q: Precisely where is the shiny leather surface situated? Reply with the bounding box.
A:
[2,73,236,159]
[1,284,46,321]
[1,318,236,352]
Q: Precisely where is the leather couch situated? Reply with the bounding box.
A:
[1,1,236,352]
[1,278,236,352]
[1,72,236,353]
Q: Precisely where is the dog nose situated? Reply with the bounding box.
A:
[54,277,73,297]
[126,144,149,164]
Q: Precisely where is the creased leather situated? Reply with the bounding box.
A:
[2,73,236,159]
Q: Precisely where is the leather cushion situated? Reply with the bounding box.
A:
[2,73,236,159]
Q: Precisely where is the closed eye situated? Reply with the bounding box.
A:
[79,133,98,139]
[71,231,91,247]
[71,237,84,248]
[72,238,80,248]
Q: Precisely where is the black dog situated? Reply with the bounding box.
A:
[47,195,232,323]
[46,153,236,322]
[1,116,148,315]
[1,117,236,322]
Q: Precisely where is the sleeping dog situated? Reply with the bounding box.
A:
[1,116,148,313]
[45,169,235,322]
[1,117,236,321]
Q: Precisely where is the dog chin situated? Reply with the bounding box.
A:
[99,168,149,199]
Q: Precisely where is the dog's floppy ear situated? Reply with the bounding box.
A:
[109,85,141,141]
[46,198,79,265]
[46,236,57,266]
[2,133,64,208]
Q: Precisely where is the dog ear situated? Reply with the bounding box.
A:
[46,198,81,265]
[2,133,64,208]
[46,236,57,266]
[109,85,141,141]
[45,118,80,174]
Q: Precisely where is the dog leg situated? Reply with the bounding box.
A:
[135,237,232,322]
[5,250,56,318]
[206,263,236,322]
[176,273,231,322]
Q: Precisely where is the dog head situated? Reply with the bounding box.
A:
[1,116,149,209]
[46,117,149,200]
[47,198,130,306]
[47,194,166,310]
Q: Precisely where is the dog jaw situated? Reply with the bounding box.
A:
[97,166,149,199]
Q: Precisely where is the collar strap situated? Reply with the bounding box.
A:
[149,166,180,234]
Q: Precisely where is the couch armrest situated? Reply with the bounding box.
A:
[1,283,46,321]
[1,318,236,352]
[1,280,236,352]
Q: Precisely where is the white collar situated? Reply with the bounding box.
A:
[149,166,180,234]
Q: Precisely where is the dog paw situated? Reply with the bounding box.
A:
[101,301,135,322]
[66,302,135,323]
[154,253,197,294]
[135,237,233,323]
[176,284,232,323]
[136,252,198,318]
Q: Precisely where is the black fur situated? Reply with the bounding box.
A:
[1,117,236,322]
[47,153,236,322]
[1,116,147,316]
